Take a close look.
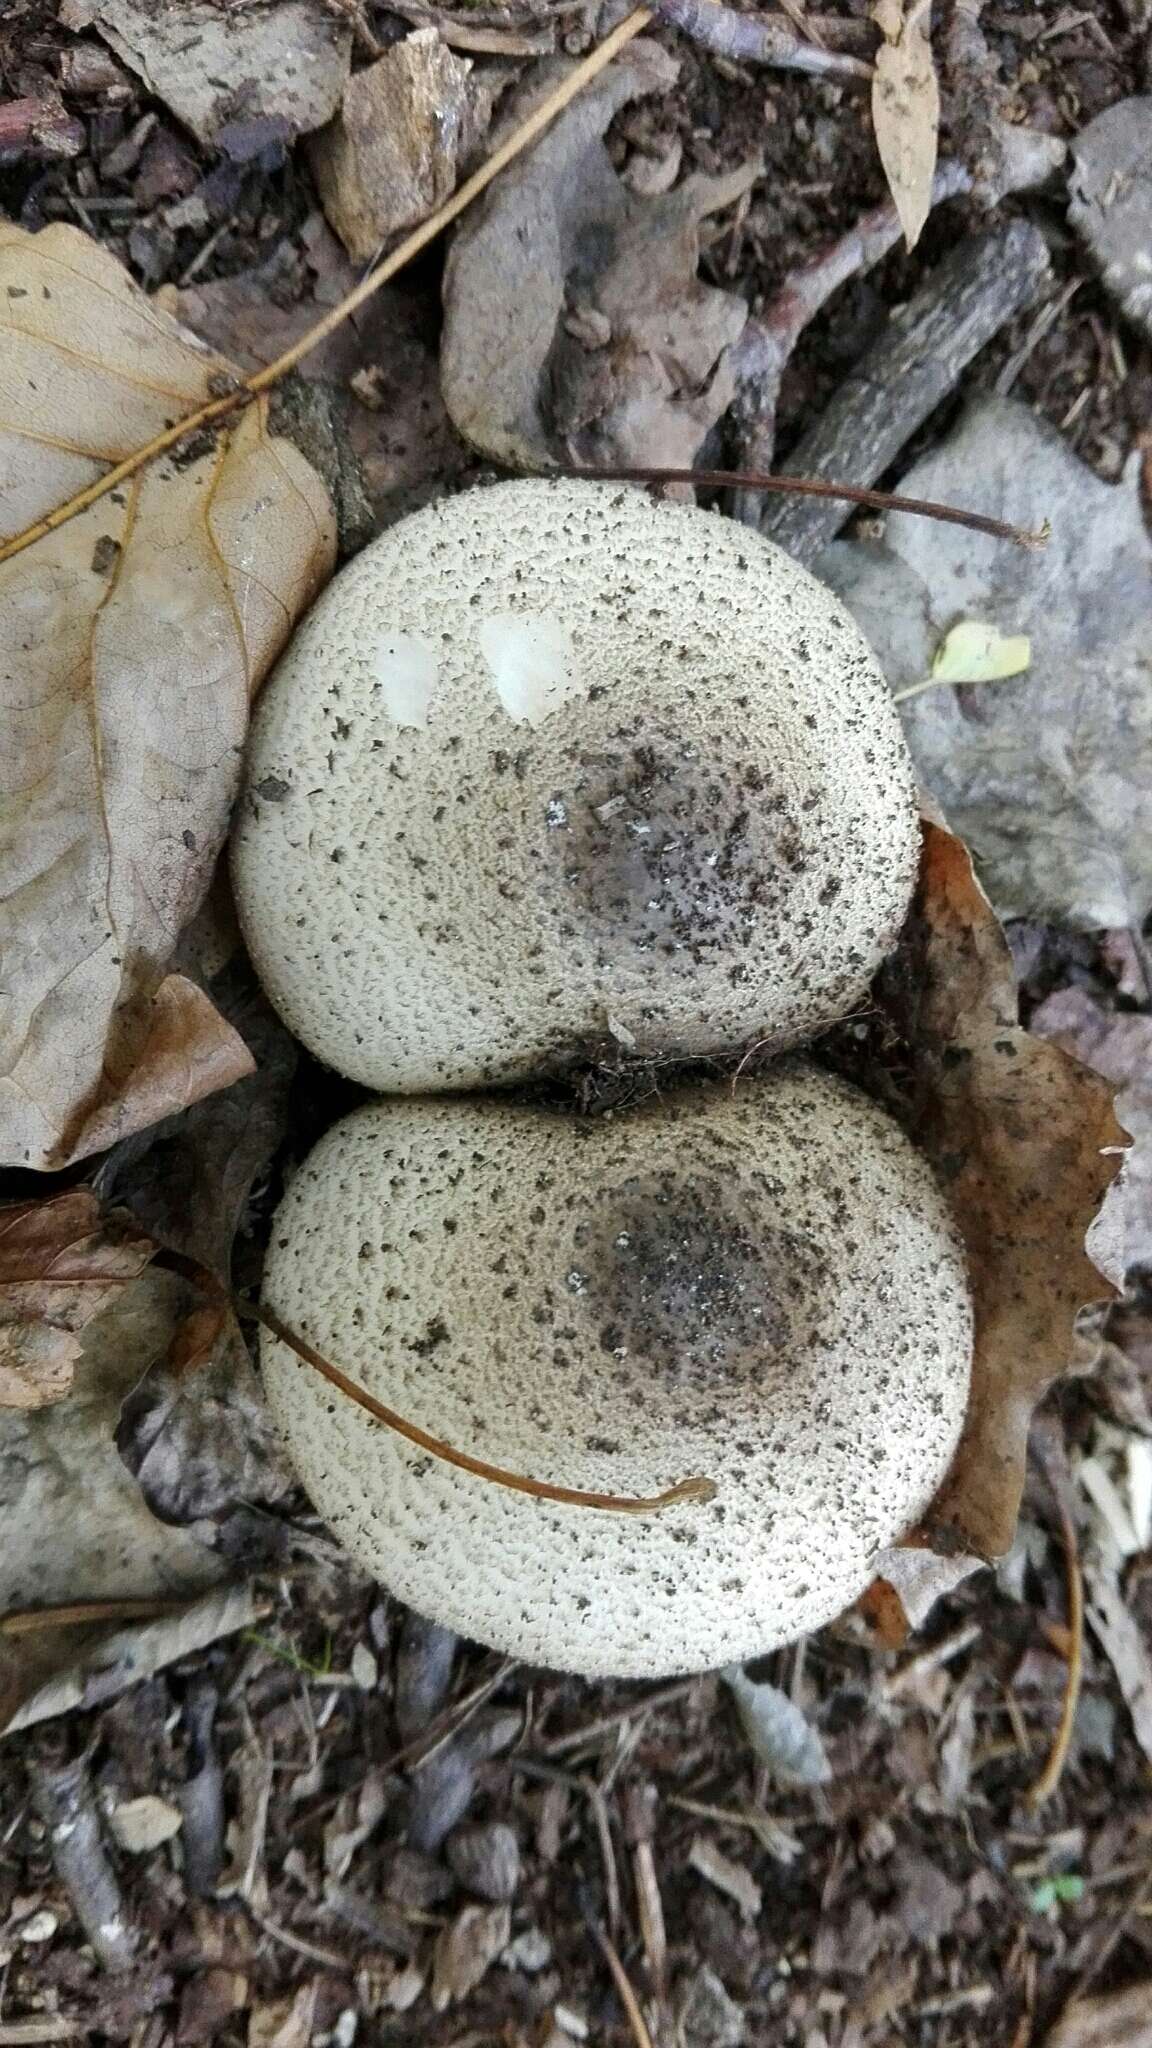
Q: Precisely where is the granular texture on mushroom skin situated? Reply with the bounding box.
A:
[260,1065,973,1678]
[232,478,919,1092]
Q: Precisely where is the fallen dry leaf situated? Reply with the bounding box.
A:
[94,954,299,1533]
[441,39,752,472]
[723,1666,831,1788]
[1046,1982,1152,2048]
[878,823,1124,1560]
[820,396,1152,928]
[430,1902,511,2011]
[3,1581,262,1735]
[247,1984,319,2048]
[0,1262,228,1729]
[0,222,336,1171]
[1030,989,1152,1280]
[97,953,298,1280]
[687,1836,762,1922]
[871,0,939,250]
[0,1189,154,1410]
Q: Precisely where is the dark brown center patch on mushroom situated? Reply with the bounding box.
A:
[545,733,821,973]
[569,1170,823,1391]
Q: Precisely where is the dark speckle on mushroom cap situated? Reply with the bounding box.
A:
[260,1064,973,1679]
[231,478,920,1092]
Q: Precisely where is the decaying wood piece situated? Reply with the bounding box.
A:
[730,120,1063,525]
[761,219,1050,564]
[32,1755,138,1971]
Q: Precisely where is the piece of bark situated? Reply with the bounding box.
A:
[761,219,1050,565]
[730,121,1062,519]
[32,1756,138,1971]
[310,28,472,262]
[180,1678,225,1897]
[394,1611,457,1742]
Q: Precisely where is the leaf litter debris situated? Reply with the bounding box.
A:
[0,8,1139,2039]
[0,223,335,1172]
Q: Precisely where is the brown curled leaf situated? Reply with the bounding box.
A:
[0,1189,154,1410]
[883,822,1125,1562]
[0,222,336,1172]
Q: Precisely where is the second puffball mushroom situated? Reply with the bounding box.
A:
[260,1063,972,1678]
[232,478,919,1093]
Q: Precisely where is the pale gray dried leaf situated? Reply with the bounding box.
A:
[324,1769,389,1881]
[431,1902,511,2010]
[217,1736,273,1904]
[1069,98,1152,341]
[1082,1531,1152,1765]
[0,1261,249,1732]
[871,0,940,250]
[820,397,1152,927]
[446,1820,520,1903]
[5,1581,260,1734]
[722,1667,830,1788]
[108,1793,183,1853]
[687,1836,762,1922]
[442,40,751,473]
[311,28,472,262]
[0,1267,223,1620]
[61,0,351,144]
[1031,989,1152,1279]
[871,1546,981,1627]
[116,1306,295,1534]
[676,1966,745,2048]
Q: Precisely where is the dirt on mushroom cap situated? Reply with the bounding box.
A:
[231,478,920,1093]
[260,1063,973,1678]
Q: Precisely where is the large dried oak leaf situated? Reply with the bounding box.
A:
[0,223,337,1171]
[883,823,1124,1564]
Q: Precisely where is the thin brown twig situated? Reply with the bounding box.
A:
[590,1919,659,2048]
[0,1597,190,1635]
[389,1658,519,1772]
[556,463,1049,548]
[249,1296,714,1515]
[542,1677,703,1756]
[0,7,653,570]
[513,1758,623,1936]
[1026,1491,1084,1809]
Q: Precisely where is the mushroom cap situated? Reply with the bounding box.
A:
[232,478,919,1092]
[260,1064,972,1678]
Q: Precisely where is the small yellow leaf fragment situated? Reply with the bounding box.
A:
[931,619,1032,685]
[871,0,939,252]
[894,620,1031,703]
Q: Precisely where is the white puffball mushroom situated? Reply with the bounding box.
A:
[232,479,919,1093]
[260,1064,972,1678]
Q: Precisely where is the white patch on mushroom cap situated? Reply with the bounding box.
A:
[370,629,439,729]
[260,1064,973,1681]
[477,612,582,727]
[232,478,921,1093]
